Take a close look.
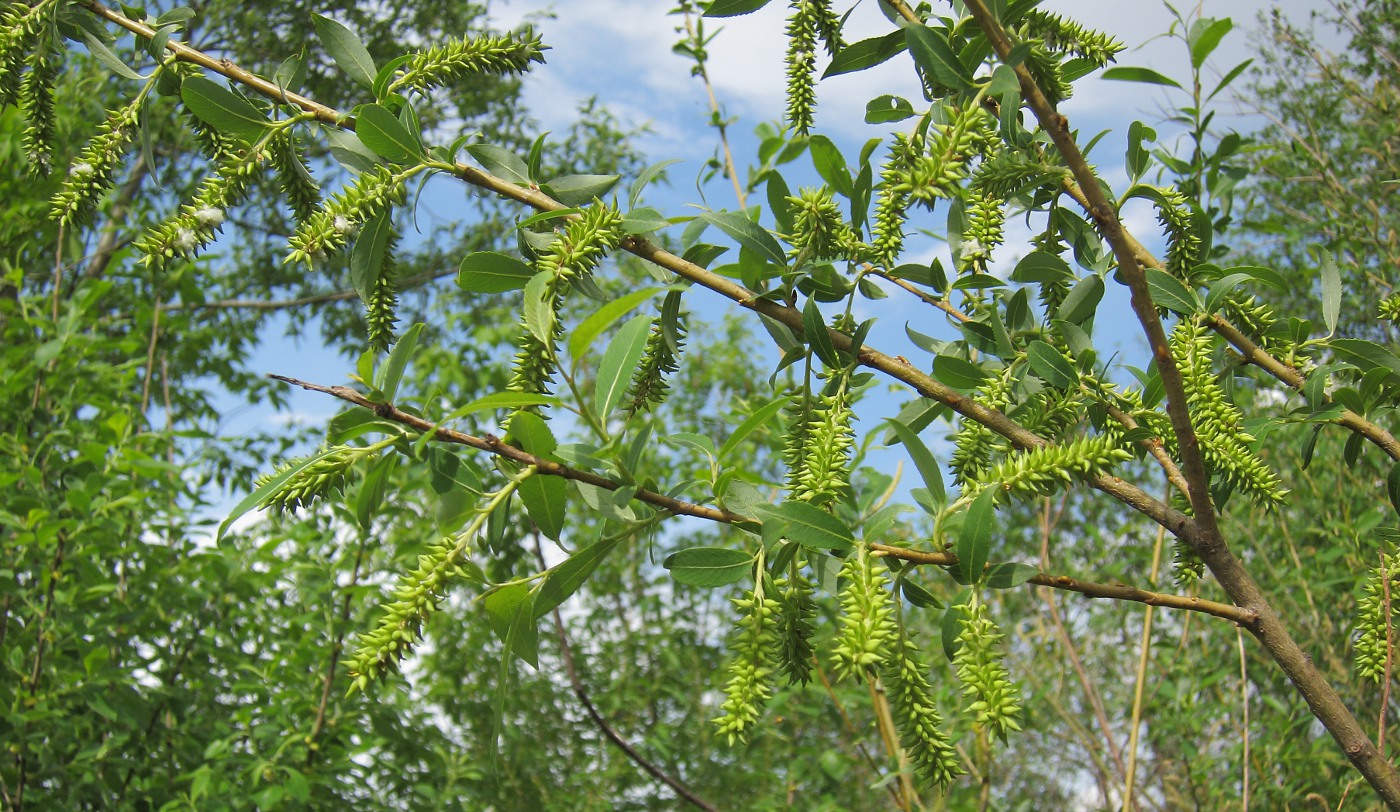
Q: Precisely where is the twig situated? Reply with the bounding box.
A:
[307,534,368,767]
[269,373,1258,628]
[1037,497,1127,782]
[870,269,971,323]
[548,608,720,812]
[1123,491,1170,812]
[680,7,747,209]
[1237,626,1251,812]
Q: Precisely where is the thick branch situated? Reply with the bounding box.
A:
[961,0,1400,804]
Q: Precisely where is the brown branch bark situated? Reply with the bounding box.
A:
[960,0,1400,804]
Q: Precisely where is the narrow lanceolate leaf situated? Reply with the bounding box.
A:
[519,469,566,541]
[466,143,531,185]
[774,501,854,552]
[312,13,377,88]
[356,103,422,162]
[458,251,535,293]
[719,396,788,461]
[535,537,622,619]
[885,419,945,509]
[593,314,653,419]
[700,210,787,267]
[1144,269,1200,315]
[568,287,667,362]
[1101,66,1182,89]
[824,30,907,78]
[803,298,841,368]
[375,322,424,400]
[1319,248,1341,336]
[181,76,268,139]
[703,0,774,17]
[541,174,620,207]
[522,271,554,342]
[484,582,538,667]
[444,391,560,421]
[350,212,393,301]
[1025,340,1077,389]
[953,486,997,584]
[664,547,753,587]
[905,25,975,94]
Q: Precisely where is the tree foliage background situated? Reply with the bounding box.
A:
[1,0,1399,811]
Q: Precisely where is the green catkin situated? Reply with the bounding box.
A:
[791,376,855,506]
[882,635,963,788]
[19,42,57,175]
[1018,10,1125,66]
[1153,186,1202,279]
[136,148,267,268]
[784,0,819,136]
[972,435,1133,503]
[386,32,546,96]
[1380,292,1400,321]
[269,132,321,224]
[364,230,401,352]
[1354,553,1400,682]
[959,191,1005,274]
[782,388,815,495]
[286,165,408,267]
[623,316,683,417]
[508,202,624,404]
[898,105,997,210]
[871,132,919,269]
[787,186,859,259]
[973,149,1071,200]
[0,0,59,107]
[831,544,897,680]
[775,572,817,685]
[1170,320,1286,506]
[951,369,1014,487]
[254,445,378,514]
[713,583,781,745]
[953,595,1023,742]
[52,97,144,227]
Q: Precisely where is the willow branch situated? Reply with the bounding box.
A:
[870,268,971,323]
[961,0,1400,803]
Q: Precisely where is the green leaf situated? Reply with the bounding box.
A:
[80,31,146,81]
[1208,58,1253,102]
[905,25,975,94]
[864,94,915,124]
[312,13,377,88]
[621,207,670,234]
[593,314,654,419]
[825,30,907,78]
[1011,251,1073,284]
[884,419,945,510]
[1101,66,1182,89]
[457,251,535,294]
[1331,339,1400,378]
[700,210,787,267]
[719,396,788,462]
[933,354,991,390]
[355,103,422,162]
[664,547,753,587]
[180,76,268,138]
[803,298,841,368]
[773,500,855,551]
[325,127,381,173]
[703,0,773,16]
[1319,248,1341,336]
[1189,17,1232,70]
[953,487,997,584]
[216,447,339,541]
[629,158,681,209]
[484,582,538,667]
[985,562,1039,589]
[535,537,622,619]
[541,174,620,207]
[466,144,531,185]
[375,322,424,401]
[522,271,554,342]
[568,287,667,362]
[1056,274,1105,324]
[349,211,393,301]
[808,136,852,198]
[1026,340,1077,389]
[509,410,558,457]
[519,468,566,541]
[1145,269,1200,315]
[444,391,560,421]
